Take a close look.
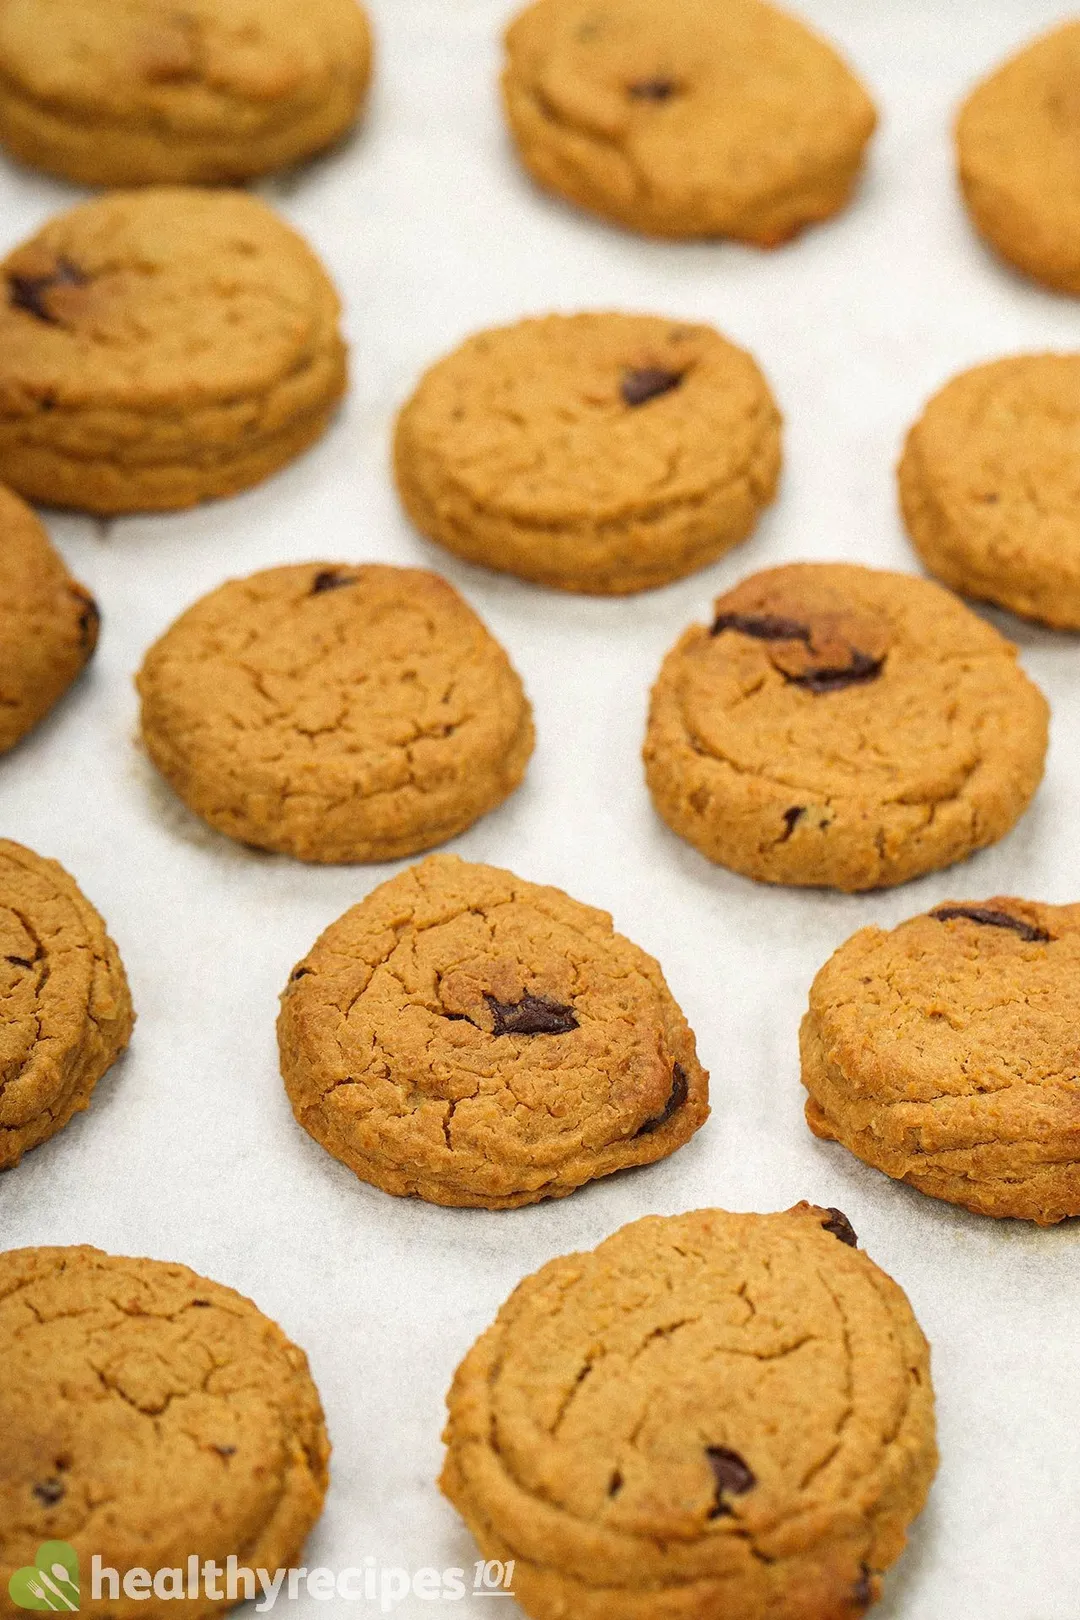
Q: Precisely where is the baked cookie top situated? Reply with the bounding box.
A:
[0,1246,329,1595]
[0,486,98,754]
[442,1204,936,1614]
[0,839,133,1170]
[278,855,709,1206]
[502,0,876,241]
[137,564,534,863]
[900,354,1080,628]
[956,22,1080,294]
[803,898,1080,1223]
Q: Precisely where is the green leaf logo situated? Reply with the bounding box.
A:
[8,1543,80,1611]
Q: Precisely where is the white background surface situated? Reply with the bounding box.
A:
[2,2,1079,1615]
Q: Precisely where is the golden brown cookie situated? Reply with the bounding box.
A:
[0,0,372,187]
[900,354,1080,629]
[643,562,1049,891]
[502,0,877,243]
[0,187,346,514]
[441,1203,937,1620]
[0,840,133,1170]
[956,22,1080,295]
[0,1245,329,1620]
[803,898,1080,1225]
[394,313,782,595]
[137,564,534,864]
[278,854,709,1207]
[0,486,99,754]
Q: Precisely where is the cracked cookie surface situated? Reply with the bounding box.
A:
[0,0,372,187]
[137,565,534,863]
[956,22,1080,295]
[502,0,876,243]
[0,485,99,754]
[441,1203,936,1620]
[0,840,133,1170]
[803,898,1080,1224]
[394,313,782,595]
[0,187,346,513]
[0,1245,329,1619]
[278,854,709,1207]
[643,562,1048,891]
[900,354,1080,628]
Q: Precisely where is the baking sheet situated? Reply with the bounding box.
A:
[2,2,1079,1615]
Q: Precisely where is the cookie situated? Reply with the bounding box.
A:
[441,1203,937,1620]
[394,313,782,595]
[643,562,1048,892]
[803,898,1080,1225]
[0,0,372,187]
[956,23,1080,295]
[278,854,709,1207]
[502,0,877,243]
[0,840,133,1170]
[137,565,534,864]
[0,486,99,754]
[900,354,1080,629]
[0,187,346,514]
[0,1245,329,1619]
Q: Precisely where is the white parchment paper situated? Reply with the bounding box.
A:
[2,2,1079,1615]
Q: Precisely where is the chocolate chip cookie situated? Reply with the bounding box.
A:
[956,22,1080,295]
[278,855,709,1207]
[0,1245,329,1618]
[804,898,1080,1224]
[441,1203,937,1620]
[0,486,99,754]
[0,187,346,513]
[0,840,133,1170]
[502,0,877,243]
[900,354,1080,628]
[0,0,372,187]
[643,562,1049,891]
[137,564,534,863]
[394,313,782,595]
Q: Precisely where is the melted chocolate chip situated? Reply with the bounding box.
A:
[76,593,100,647]
[607,1469,624,1497]
[289,966,312,982]
[9,257,87,323]
[311,569,355,594]
[931,905,1050,944]
[711,611,811,642]
[711,612,885,692]
[212,1444,237,1458]
[706,1447,756,1517]
[628,77,678,101]
[787,650,885,693]
[636,1063,689,1136]
[485,994,579,1037]
[621,367,684,407]
[851,1565,874,1611]
[781,806,805,841]
[33,1479,65,1507]
[822,1208,858,1248]
[190,1299,212,1308]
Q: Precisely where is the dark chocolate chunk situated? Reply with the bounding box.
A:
[607,1469,624,1497]
[33,1479,65,1507]
[786,650,885,693]
[311,569,355,595]
[931,905,1050,944]
[621,367,684,407]
[628,77,677,101]
[9,257,87,323]
[711,612,812,643]
[780,806,805,841]
[821,1208,858,1248]
[190,1299,212,1308]
[636,1063,689,1136]
[485,994,579,1037]
[706,1446,756,1517]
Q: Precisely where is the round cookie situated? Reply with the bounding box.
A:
[803,898,1080,1225]
[643,562,1048,892]
[0,486,99,754]
[0,0,372,187]
[900,354,1080,629]
[956,23,1080,295]
[137,564,534,864]
[0,840,133,1170]
[0,187,346,514]
[441,1203,937,1620]
[278,854,709,1207]
[0,1245,329,1619]
[502,0,877,243]
[394,313,782,595]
